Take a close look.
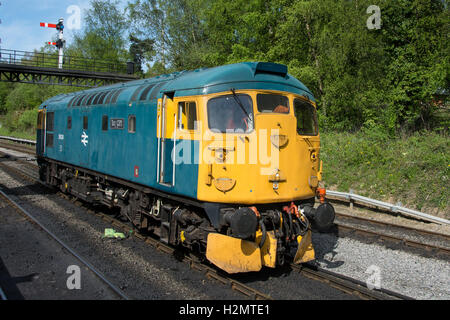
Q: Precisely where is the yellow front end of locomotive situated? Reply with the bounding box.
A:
[196,90,322,205]
[206,228,315,274]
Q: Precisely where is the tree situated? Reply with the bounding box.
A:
[67,0,128,63]
[127,0,172,69]
[129,34,155,74]
[380,0,449,131]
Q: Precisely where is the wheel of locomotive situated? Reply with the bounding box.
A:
[38,163,47,182]
[59,170,68,194]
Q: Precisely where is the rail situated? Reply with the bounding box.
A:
[0,48,133,75]
[0,135,36,146]
[1,134,448,226]
[0,187,130,300]
[326,190,450,226]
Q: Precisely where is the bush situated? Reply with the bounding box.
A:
[17,108,38,133]
[320,130,449,216]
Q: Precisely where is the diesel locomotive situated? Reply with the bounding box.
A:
[36,62,335,273]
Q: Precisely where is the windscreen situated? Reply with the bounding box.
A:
[207,94,254,133]
[257,93,289,113]
[294,98,318,135]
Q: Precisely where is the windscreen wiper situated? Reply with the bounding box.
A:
[230,88,251,119]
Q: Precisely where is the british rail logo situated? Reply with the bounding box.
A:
[81,131,88,146]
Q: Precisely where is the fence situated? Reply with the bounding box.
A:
[0,49,131,74]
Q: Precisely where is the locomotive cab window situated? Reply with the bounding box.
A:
[257,93,289,113]
[45,111,54,148]
[178,101,197,130]
[46,112,54,131]
[294,98,318,136]
[207,94,253,133]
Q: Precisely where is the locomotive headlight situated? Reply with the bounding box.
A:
[214,177,236,192]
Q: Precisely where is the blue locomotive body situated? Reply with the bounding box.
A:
[37,75,200,199]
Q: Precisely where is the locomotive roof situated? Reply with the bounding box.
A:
[41,62,315,109]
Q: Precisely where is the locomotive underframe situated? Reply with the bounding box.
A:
[38,156,317,268]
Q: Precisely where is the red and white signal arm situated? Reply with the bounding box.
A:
[40,22,57,28]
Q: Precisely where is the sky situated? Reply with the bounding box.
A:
[0,0,126,53]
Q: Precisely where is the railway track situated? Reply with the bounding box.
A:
[0,144,424,300]
[333,212,450,258]
[0,186,131,300]
[0,140,35,156]
[80,200,272,300]
[0,155,272,300]
[290,263,412,300]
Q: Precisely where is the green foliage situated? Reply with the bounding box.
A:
[0,83,80,133]
[129,34,155,74]
[321,131,449,214]
[0,82,16,113]
[126,0,448,134]
[67,0,129,64]
[17,109,39,133]
[0,126,36,141]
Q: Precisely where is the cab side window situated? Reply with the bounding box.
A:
[178,101,197,131]
[46,112,54,147]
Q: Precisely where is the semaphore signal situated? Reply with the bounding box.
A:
[40,18,65,69]
[40,22,58,28]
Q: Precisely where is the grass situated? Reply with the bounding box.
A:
[320,130,449,217]
[0,126,35,141]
